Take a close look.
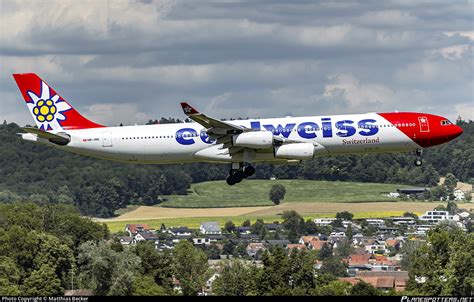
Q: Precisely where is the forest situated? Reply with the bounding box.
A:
[0,119,472,218]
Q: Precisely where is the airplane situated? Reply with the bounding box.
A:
[13,73,464,185]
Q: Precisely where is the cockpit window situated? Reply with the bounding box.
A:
[441,120,452,126]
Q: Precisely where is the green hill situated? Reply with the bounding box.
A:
[161,179,414,208]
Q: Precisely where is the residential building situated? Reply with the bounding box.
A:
[340,270,408,292]
[453,189,465,201]
[364,240,389,255]
[286,244,306,251]
[387,217,416,225]
[365,219,384,227]
[200,222,222,235]
[166,226,192,236]
[345,254,400,274]
[246,242,265,258]
[314,218,336,226]
[125,224,152,236]
[419,211,459,223]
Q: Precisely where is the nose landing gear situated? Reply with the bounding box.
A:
[226,162,255,185]
[414,149,423,166]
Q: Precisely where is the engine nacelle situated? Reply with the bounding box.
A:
[232,131,273,149]
[274,143,314,160]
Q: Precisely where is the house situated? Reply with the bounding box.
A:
[193,238,216,245]
[377,226,399,235]
[364,240,389,254]
[314,218,336,226]
[133,231,159,243]
[385,238,403,250]
[339,271,408,292]
[396,188,428,198]
[240,233,260,241]
[246,242,265,258]
[299,235,320,246]
[265,239,291,248]
[387,217,416,225]
[200,222,222,235]
[345,254,400,273]
[201,272,220,296]
[286,244,306,251]
[454,189,465,201]
[264,223,284,232]
[166,226,192,237]
[365,219,384,227]
[308,239,328,251]
[125,224,152,236]
[419,211,459,223]
[236,226,251,234]
[328,232,346,244]
[119,236,133,245]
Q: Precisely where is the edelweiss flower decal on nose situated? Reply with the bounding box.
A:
[27,81,71,131]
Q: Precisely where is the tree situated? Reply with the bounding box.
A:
[250,219,265,235]
[345,224,353,241]
[269,184,286,205]
[224,221,236,233]
[336,211,354,221]
[317,243,333,260]
[172,240,209,296]
[334,240,353,258]
[77,241,141,296]
[403,212,418,219]
[133,242,173,289]
[406,224,473,295]
[446,200,458,215]
[282,211,305,243]
[444,173,458,193]
[304,219,318,234]
[213,261,254,296]
[351,280,381,296]
[0,256,21,295]
[242,220,251,227]
[314,280,352,296]
[319,257,348,277]
[21,264,63,296]
[132,275,167,296]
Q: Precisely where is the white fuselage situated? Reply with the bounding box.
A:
[27,113,419,164]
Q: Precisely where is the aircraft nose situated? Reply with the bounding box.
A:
[451,125,463,138]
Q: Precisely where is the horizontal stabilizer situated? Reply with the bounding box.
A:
[22,127,70,145]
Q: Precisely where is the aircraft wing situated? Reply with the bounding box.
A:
[180,102,250,136]
[179,102,308,148]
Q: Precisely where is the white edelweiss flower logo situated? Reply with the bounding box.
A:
[27,81,71,131]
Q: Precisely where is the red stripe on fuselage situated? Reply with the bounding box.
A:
[378,112,463,148]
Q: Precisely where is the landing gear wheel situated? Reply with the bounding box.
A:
[226,176,237,186]
[226,170,244,185]
[414,159,423,166]
[234,171,244,183]
[243,165,255,178]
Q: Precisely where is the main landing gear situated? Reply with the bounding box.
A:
[414,149,423,166]
[226,163,256,185]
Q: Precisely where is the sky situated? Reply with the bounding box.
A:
[0,0,473,126]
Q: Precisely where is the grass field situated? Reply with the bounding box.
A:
[162,179,415,208]
[101,201,474,233]
[102,211,411,233]
[101,179,474,233]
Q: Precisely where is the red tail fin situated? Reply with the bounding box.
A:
[13,73,104,131]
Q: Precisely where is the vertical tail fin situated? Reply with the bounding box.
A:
[12,73,104,131]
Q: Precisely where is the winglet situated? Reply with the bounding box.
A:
[180,102,200,116]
